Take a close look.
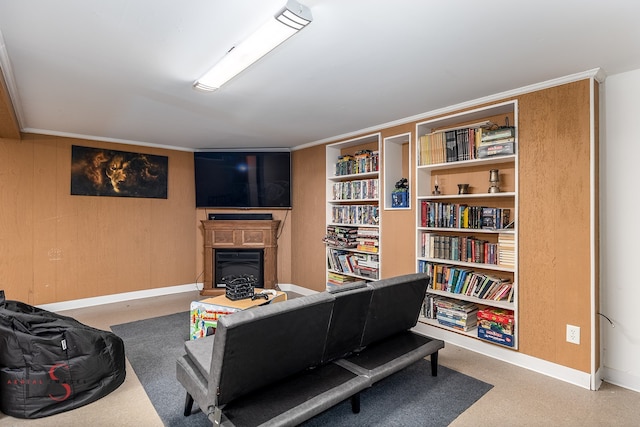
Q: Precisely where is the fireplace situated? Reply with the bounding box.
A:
[215,249,264,288]
[201,219,280,296]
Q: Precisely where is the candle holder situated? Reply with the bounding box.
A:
[488,169,500,193]
[457,183,470,194]
[432,175,441,195]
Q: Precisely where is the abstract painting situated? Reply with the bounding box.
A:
[71,145,168,198]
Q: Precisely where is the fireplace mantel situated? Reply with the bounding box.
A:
[201,219,280,296]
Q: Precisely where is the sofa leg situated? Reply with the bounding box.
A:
[350,393,361,414]
[184,392,194,416]
[430,351,439,377]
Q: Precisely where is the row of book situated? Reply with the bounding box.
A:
[335,149,380,176]
[326,248,379,279]
[418,128,478,166]
[324,226,379,251]
[417,126,516,166]
[419,232,500,265]
[420,200,512,230]
[331,205,379,226]
[331,178,379,201]
[419,261,514,302]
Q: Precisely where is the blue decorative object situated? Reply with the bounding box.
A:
[392,177,409,208]
[392,191,409,208]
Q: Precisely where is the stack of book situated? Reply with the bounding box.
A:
[323,226,357,248]
[498,233,516,267]
[327,272,358,288]
[433,297,478,331]
[477,127,515,158]
[351,252,379,279]
[356,227,379,253]
[477,307,515,347]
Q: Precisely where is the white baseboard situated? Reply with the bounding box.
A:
[37,283,203,312]
[601,367,640,393]
[413,322,593,390]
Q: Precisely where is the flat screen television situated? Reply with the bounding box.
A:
[194,150,292,209]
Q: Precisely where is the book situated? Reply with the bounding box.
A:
[480,127,515,142]
[445,130,457,162]
[477,141,515,158]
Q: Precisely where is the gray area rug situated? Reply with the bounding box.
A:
[111,311,493,426]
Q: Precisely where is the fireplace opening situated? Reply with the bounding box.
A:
[215,249,264,289]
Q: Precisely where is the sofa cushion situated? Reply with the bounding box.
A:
[360,273,430,347]
[183,334,215,378]
[323,282,373,363]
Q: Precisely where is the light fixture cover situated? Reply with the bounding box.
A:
[194,0,312,91]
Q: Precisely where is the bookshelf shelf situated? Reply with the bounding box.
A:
[415,101,518,348]
[425,288,515,310]
[417,154,516,171]
[418,192,515,201]
[328,171,379,181]
[418,317,479,339]
[418,227,515,235]
[329,199,380,203]
[326,134,382,288]
[417,257,515,273]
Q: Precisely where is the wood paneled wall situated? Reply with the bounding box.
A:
[0,74,597,373]
[291,80,597,373]
[517,80,595,373]
[0,134,197,305]
[290,144,327,291]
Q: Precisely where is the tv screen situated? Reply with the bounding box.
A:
[194,151,292,208]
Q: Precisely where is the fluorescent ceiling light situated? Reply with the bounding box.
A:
[194,0,312,92]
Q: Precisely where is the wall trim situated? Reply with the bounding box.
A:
[21,129,195,152]
[602,367,640,393]
[37,283,203,312]
[413,322,593,390]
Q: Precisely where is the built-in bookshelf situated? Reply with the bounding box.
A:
[325,134,381,288]
[415,101,519,348]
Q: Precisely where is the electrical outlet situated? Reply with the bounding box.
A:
[566,324,580,345]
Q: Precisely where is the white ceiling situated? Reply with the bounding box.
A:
[1,0,639,151]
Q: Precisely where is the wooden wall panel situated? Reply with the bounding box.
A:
[291,144,326,291]
[0,137,34,303]
[0,68,20,139]
[518,80,593,372]
[1,134,197,305]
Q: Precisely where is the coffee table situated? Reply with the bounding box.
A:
[189,291,287,340]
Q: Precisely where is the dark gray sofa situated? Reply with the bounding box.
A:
[176,273,444,426]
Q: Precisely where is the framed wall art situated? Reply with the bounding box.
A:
[71,145,168,199]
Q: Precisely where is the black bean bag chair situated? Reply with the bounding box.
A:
[0,290,126,418]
